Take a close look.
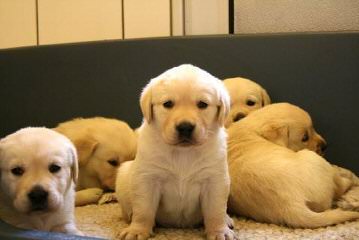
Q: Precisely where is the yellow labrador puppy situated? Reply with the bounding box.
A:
[227,103,359,228]
[116,64,236,240]
[0,127,81,234]
[223,77,271,127]
[223,79,359,211]
[55,117,137,206]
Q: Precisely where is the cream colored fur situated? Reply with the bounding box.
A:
[116,64,236,240]
[223,77,271,128]
[55,117,137,206]
[0,127,81,234]
[227,103,359,228]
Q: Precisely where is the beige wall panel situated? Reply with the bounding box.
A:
[234,0,359,34]
[0,0,37,49]
[172,0,184,36]
[38,0,122,45]
[124,0,170,39]
[185,0,228,35]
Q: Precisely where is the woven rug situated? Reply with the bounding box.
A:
[75,203,359,240]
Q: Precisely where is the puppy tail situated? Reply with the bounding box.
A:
[286,206,359,228]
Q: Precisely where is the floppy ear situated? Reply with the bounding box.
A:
[260,122,289,148]
[217,85,231,126]
[68,144,79,185]
[261,88,271,106]
[72,136,98,167]
[140,83,153,123]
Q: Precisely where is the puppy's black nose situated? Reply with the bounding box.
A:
[176,122,195,139]
[28,186,48,210]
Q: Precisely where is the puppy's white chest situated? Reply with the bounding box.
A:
[157,173,203,227]
[151,150,211,228]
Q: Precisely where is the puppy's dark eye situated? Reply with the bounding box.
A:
[302,132,309,142]
[11,167,24,176]
[163,100,174,109]
[197,101,208,109]
[246,100,256,106]
[107,159,119,167]
[49,164,61,173]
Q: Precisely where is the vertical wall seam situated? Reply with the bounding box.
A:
[182,0,186,36]
[35,0,39,45]
[228,0,234,34]
[121,0,125,39]
[169,0,173,36]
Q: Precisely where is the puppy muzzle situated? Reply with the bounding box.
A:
[27,185,49,212]
[316,141,327,156]
[175,121,196,146]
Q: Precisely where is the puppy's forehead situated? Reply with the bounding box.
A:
[0,128,71,165]
[280,105,312,124]
[152,73,219,101]
[234,92,260,103]
[264,104,313,125]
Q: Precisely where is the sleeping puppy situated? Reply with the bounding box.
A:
[227,103,359,228]
[55,117,137,206]
[223,77,271,127]
[0,127,81,234]
[223,78,359,210]
[116,64,236,240]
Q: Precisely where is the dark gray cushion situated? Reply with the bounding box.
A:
[1,33,358,173]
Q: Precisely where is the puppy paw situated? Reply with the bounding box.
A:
[118,226,152,240]
[98,192,117,205]
[76,188,104,206]
[337,186,359,211]
[225,214,234,229]
[52,224,83,236]
[207,227,237,240]
[72,230,84,236]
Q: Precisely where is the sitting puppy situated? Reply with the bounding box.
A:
[116,64,236,240]
[55,117,137,206]
[0,127,81,234]
[223,77,271,127]
[227,103,359,228]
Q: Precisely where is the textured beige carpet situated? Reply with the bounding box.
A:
[76,203,359,240]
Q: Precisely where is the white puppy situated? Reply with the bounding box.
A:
[0,127,81,234]
[116,64,235,240]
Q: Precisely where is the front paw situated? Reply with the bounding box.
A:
[76,188,104,206]
[71,229,84,236]
[118,226,152,240]
[52,224,83,236]
[98,192,117,205]
[225,214,234,229]
[207,227,237,240]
